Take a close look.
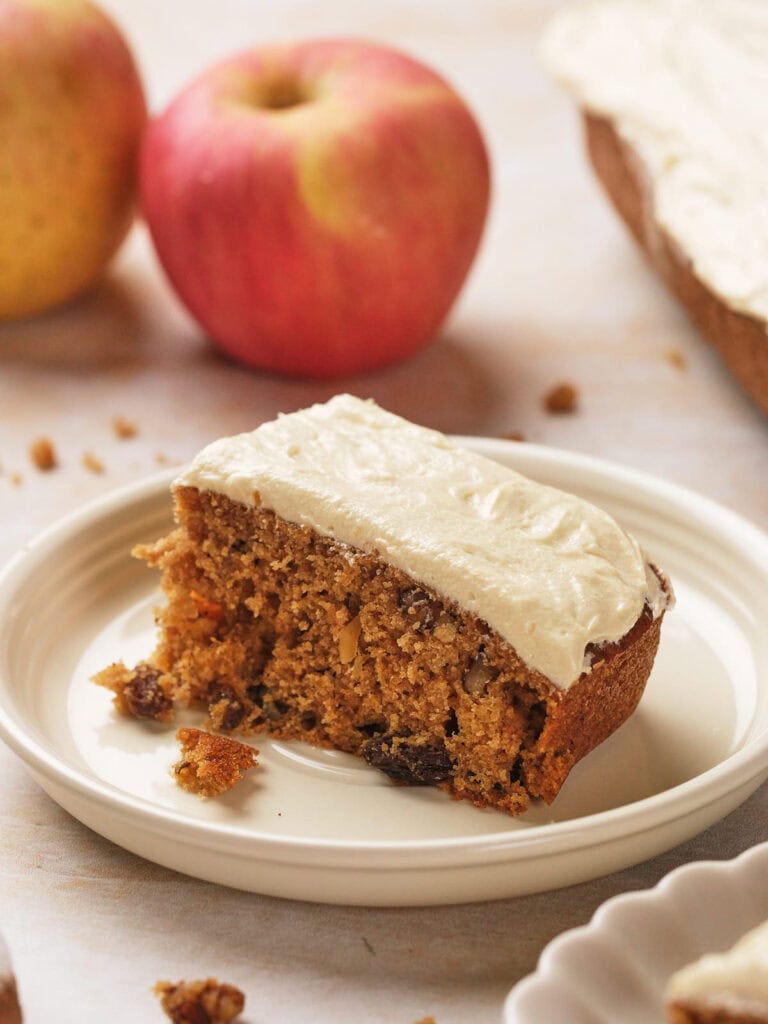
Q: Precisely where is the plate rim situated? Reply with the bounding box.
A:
[1,440,768,867]
[503,839,768,1021]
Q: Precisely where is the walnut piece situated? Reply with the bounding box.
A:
[462,651,499,696]
[338,615,361,663]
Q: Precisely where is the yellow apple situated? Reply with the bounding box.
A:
[0,0,147,319]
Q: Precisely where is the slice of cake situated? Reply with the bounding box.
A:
[95,395,671,815]
[666,920,768,1023]
[542,0,768,415]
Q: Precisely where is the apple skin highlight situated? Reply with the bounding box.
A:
[140,39,491,378]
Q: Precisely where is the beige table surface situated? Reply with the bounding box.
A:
[1,1,767,1021]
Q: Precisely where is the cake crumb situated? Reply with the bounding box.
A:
[156,452,170,465]
[8,472,22,486]
[173,728,258,798]
[93,661,174,722]
[82,451,105,475]
[543,382,579,414]
[413,1017,437,1024]
[112,415,138,439]
[499,430,526,442]
[665,347,687,371]
[29,437,57,471]
[154,978,245,1024]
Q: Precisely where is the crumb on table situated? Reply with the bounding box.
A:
[154,978,245,1024]
[112,415,138,439]
[29,436,57,471]
[499,430,526,442]
[543,382,579,414]
[173,728,258,798]
[665,347,687,371]
[82,451,105,474]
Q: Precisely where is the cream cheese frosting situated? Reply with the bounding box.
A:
[666,919,768,1014]
[176,395,668,689]
[542,0,768,324]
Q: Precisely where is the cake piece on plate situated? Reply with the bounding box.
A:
[542,0,768,415]
[666,920,768,1023]
[95,395,671,816]
[0,930,22,1024]
[172,728,258,798]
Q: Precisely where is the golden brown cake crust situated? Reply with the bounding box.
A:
[102,485,665,816]
[583,112,768,416]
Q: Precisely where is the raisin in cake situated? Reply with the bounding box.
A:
[95,395,671,815]
[543,0,768,415]
[666,920,768,1024]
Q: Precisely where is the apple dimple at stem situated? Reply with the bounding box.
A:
[237,73,314,113]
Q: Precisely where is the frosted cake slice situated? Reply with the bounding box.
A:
[666,920,768,1024]
[95,395,671,815]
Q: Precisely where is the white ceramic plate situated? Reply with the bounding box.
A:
[505,840,768,1023]
[1,440,767,906]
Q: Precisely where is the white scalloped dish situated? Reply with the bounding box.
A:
[505,841,768,1023]
[1,441,768,906]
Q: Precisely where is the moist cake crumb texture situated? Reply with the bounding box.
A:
[93,396,670,815]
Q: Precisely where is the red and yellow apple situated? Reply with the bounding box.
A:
[0,0,146,320]
[140,39,491,378]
